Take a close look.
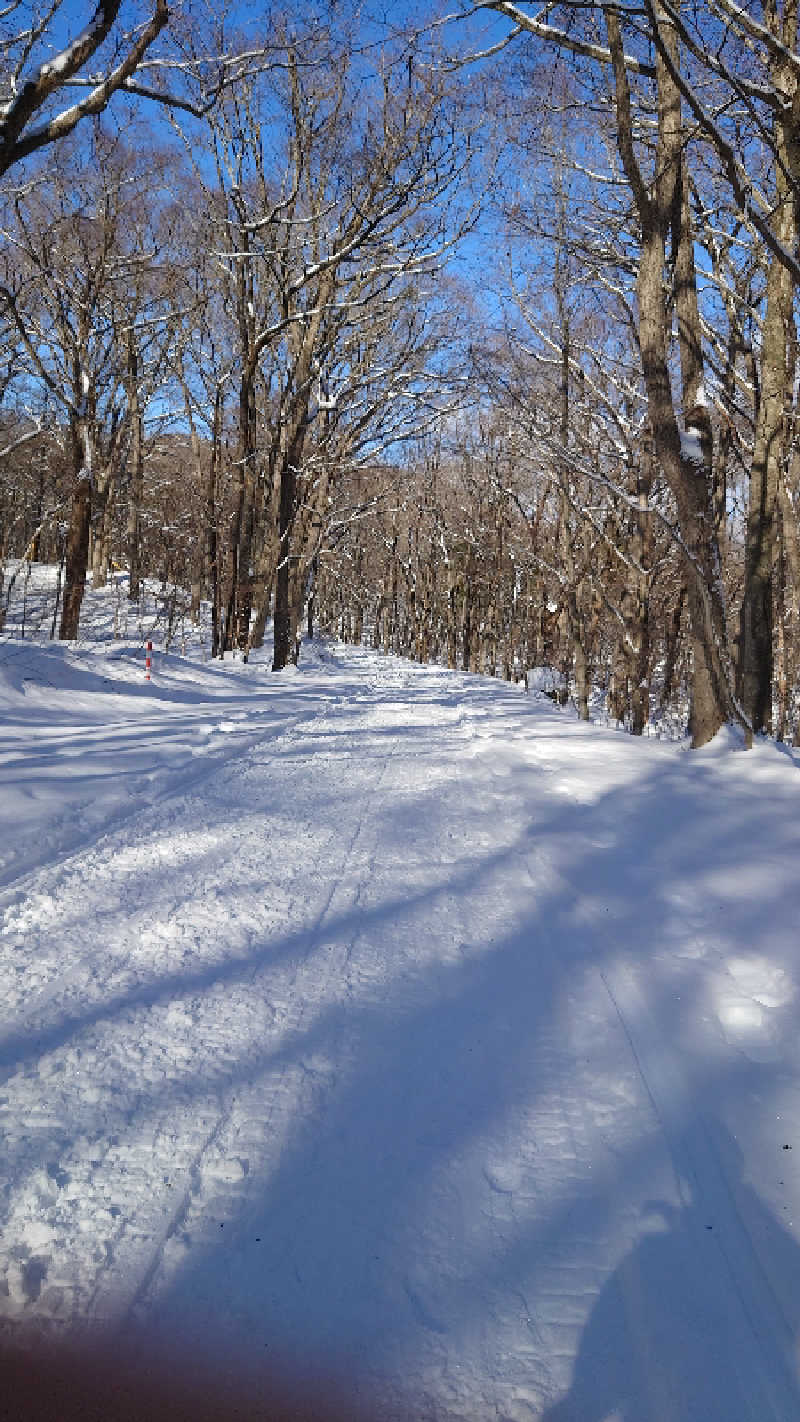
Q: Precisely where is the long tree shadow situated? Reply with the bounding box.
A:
[118,885,579,1401]
[3,678,800,1419]
[109,742,800,1416]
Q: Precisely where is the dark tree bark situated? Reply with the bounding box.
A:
[59,424,92,640]
[606,3,739,746]
[738,33,798,731]
[273,431,304,670]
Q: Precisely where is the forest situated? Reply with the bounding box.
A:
[1,0,799,749]
[4,10,800,1415]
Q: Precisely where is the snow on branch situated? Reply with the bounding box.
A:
[473,1,656,77]
[0,0,168,176]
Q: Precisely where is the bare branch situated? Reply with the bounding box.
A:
[475,0,656,76]
[0,0,168,176]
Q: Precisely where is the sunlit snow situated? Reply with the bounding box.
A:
[2,566,800,1420]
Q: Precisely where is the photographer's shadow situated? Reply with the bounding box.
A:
[543,1119,800,1421]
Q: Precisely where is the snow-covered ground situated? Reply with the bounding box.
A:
[2,567,800,1419]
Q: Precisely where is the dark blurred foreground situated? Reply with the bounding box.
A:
[0,1333,369,1422]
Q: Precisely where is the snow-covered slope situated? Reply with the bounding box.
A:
[2,593,800,1419]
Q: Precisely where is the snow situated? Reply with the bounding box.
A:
[38,16,109,84]
[525,664,566,697]
[691,721,746,754]
[2,566,800,1418]
[680,427,705,463]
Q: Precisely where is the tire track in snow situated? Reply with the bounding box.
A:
[6,648,795,1419]
[0,686,369,1333]
[0,673,413,1343]
[135,677,517,1416]
[117,693,409,1342]
[433,694,672,1416]
[598,962,800,1420]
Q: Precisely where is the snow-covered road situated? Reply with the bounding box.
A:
[2,632,800,1419]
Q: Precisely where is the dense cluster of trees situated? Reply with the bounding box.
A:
[2,0,800,746]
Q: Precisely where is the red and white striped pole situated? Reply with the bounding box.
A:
[145,640,152,682]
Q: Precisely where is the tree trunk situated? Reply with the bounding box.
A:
[629,452,653,734]
[738,7,799,732]
[222,368,258,655]
[738,150,795,729]
[91,479,114,588]
[660,584,687,712]
[59,427,91,640]
[272,438,301,671]
[127,342,144,603]
[607,4,737,746]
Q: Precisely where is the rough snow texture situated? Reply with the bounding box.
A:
[2,568,800,1419]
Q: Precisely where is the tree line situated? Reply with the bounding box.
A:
[1,0,799,746]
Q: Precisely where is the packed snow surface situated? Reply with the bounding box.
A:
[2,576,800,1419]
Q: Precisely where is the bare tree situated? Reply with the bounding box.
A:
[174,18,476,669]
[448,1,767,742]
[0,127,174,636]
